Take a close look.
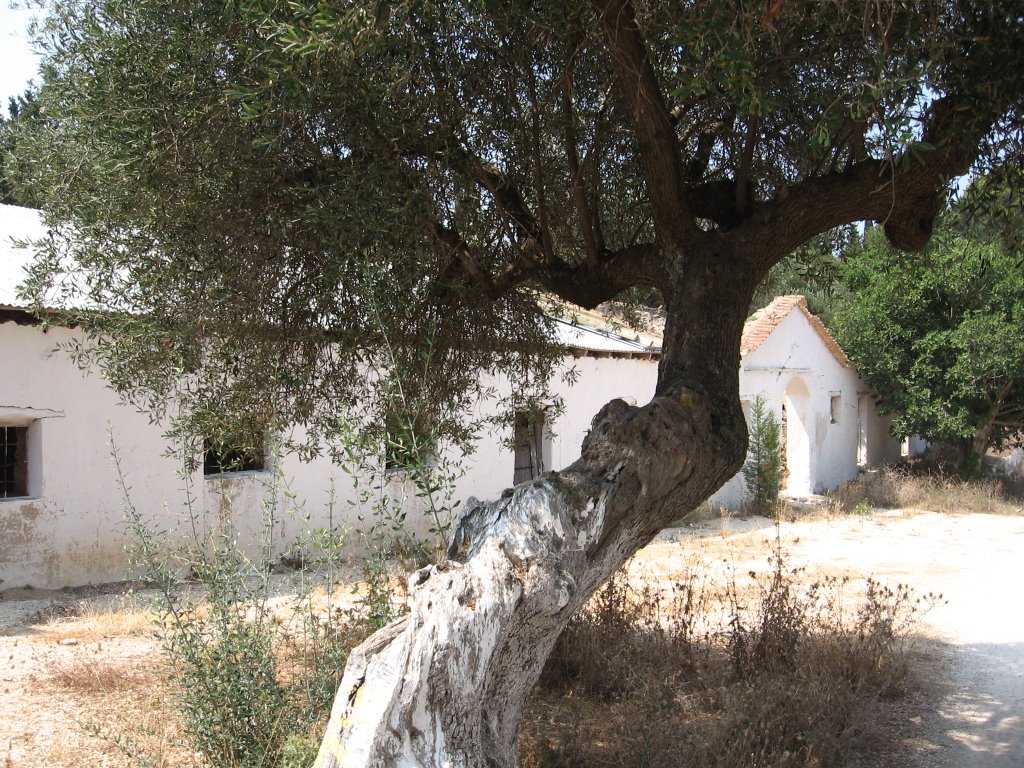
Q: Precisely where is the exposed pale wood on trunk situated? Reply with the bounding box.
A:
[315,390,745,768]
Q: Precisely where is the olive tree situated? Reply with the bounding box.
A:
[9,1,1022,766]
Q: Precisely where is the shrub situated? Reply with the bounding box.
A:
[524,545,933,768]
[743,394,783,515]
[118,448,392,768]
[829,464,1024,516]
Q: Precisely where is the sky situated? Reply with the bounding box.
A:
[0,3,43,110]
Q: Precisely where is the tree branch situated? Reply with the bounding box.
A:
[591,0,698,250]
[428,221,501,300]
[735,115,760,214]
[536,242,666,308]
[729,96,982,265]
[528,67,555,264]
[561,47,601,269]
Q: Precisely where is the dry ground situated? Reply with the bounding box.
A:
[2,508,1022,767]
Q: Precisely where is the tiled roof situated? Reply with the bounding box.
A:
[740,294,851,367]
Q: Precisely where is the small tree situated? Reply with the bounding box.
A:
[743,395,783,514]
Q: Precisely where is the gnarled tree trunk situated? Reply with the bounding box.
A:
[314,276,754,768]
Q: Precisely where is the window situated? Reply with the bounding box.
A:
[830,394,842,424]
[203,436,266,476]
[382,413,434,473]
[1,425,29,498]
[513,409,549,484]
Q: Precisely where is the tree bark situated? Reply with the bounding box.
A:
[314,256,754,768]
[314,397,743,768]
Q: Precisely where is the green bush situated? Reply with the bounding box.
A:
[167,594,290,767]
[743,394,783,515]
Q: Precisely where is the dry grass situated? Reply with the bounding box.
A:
[48,656,139,692]
[91,693,200,768]
[828,466,1024,516]
[38,639,194,767]
[521,547,932,768]
[29,596,158,644]
[7,509,955,768]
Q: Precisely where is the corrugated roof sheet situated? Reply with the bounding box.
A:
[554,317,661,357]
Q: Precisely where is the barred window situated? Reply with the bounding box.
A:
[1,426,29,498]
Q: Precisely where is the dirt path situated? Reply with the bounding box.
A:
[1,510,1022,767]
[654,511,1024,767]
[783,512,1024,767]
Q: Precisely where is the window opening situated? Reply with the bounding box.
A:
[513,410,546,484]
[1,426,29,498]
[204,437,266,476]
[830,394,842,424]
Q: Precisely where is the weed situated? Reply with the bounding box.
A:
[524,543,932,768]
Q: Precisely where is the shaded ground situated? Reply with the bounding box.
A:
[1,509,1022,766]
[650,510,1024,767]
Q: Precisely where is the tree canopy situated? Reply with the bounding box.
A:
[7,2,1024,765]
[8,0,1022,458]
[0,89,41,207]
[834,181,1024,473]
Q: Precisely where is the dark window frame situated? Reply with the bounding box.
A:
[203,436,267,476]
[1,425,29,499]
[513,409,548,484]
[830,394,842,424]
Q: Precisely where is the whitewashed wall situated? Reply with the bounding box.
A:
[710,310,901,510]
[457,355,659,502]
[1,321,186,588]
[0,315,660,589]
[2,300,905,588]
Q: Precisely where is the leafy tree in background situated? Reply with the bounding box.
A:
[0,89,41,207]
[749,225,853,324]
[834,184,1024,475]
[8,1,1023,765]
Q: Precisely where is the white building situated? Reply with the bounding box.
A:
[2,204,899,589]
[710,295,903,509]
[0,204,661,589]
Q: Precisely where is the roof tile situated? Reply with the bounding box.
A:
[741,295,851,368]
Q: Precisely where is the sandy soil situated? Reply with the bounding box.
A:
[1,510,1022,767]
[648,510,1024,767]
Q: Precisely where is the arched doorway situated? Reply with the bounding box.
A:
[783,377,812,496]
